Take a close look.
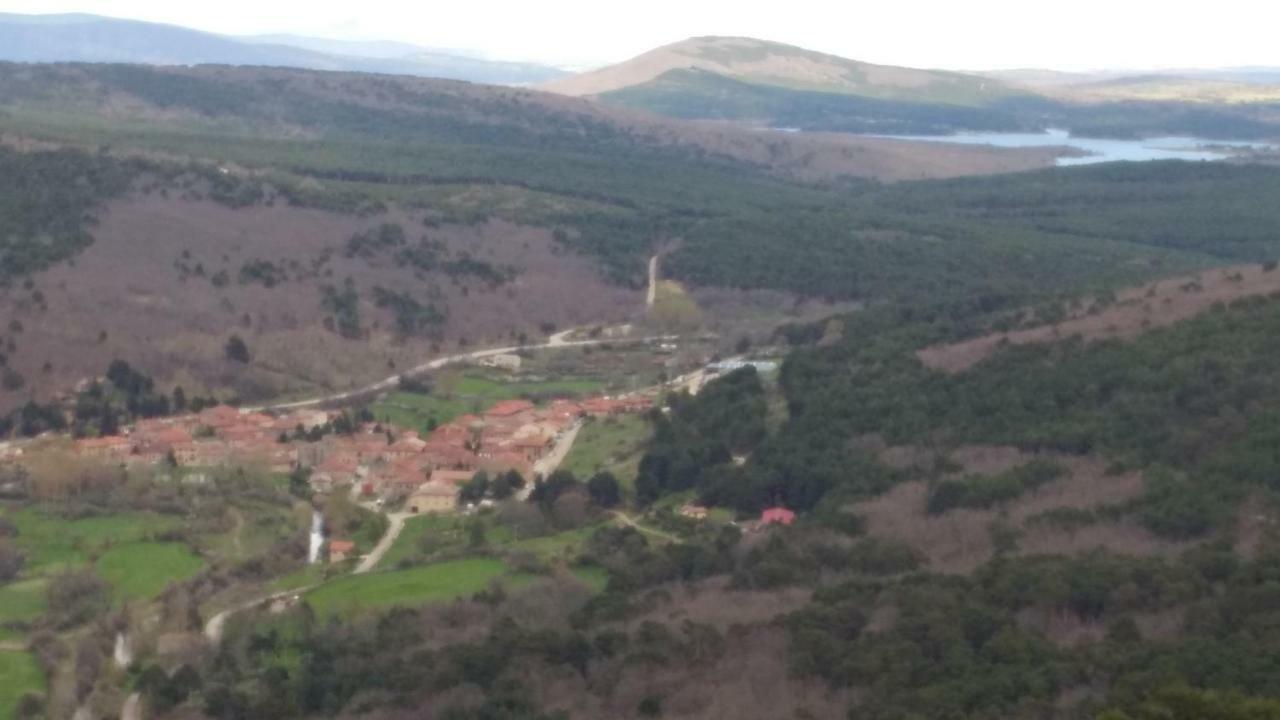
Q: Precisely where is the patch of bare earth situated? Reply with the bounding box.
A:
[852,446,1164,573]
[917,263,1280,373]
[1233,492,1280,561]
[0,194,639,412]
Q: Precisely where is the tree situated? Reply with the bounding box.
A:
[587,471,622,508]
[530,470,579,510]
[468,520,487,549]
[0,539,24,581]
[224,335,251,364]
[172,385,187,412]
[45,569,110,629]
[288,467,312,499]
[490,472,515,500]
[460,471,490,504]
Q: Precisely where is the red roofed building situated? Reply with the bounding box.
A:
[485,400,535,419]
[76,435,132,459]
[428,469,477,487]
[761,507,796,526]
[198,405,243,429]
[329,539,356,563]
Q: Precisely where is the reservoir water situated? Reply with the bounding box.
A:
[873,129,1276,166]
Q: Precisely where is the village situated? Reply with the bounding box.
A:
[64,391,657,514]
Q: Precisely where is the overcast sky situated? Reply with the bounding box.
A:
[1,0,1276,71]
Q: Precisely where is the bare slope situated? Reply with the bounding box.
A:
[0,192,638,412]
[917,263,1280,373]
[545,36,1018,105]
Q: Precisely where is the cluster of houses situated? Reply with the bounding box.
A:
[66,392,654,514]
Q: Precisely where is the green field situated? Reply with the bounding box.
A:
[95,542,205,601]
[304,558,520,617]
[0,579,47,640]
[369,374,607,434]
[381,514,467,568]
[560,415,652,489]
[0,650,44,719]
[6,508,182,574]
[504,524,604,561]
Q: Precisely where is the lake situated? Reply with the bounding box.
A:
[872,129,1276,166]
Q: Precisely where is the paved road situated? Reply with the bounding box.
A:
[246,332,675,413]
[354,511,411,574]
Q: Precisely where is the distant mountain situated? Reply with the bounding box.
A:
[545,36,1022,106]
[239,34,463,60]
[543,36,1036,135]
[0,12,568,85]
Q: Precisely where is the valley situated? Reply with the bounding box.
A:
[4,12,1280,720]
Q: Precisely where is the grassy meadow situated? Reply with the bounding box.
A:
[0,650,44,719]
[303,558,522,617]
[369,373,607,434]
[560,415,652,489]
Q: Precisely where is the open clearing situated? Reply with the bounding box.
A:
[917,263,1280,373]
[0,650,44,719]
[0,579,47,640]
[303,558,524,617]
[96,541,205,601]
[6,508,182,574]
[560,415,652,489]
[370,374,607,433]
[853,445,1165,573]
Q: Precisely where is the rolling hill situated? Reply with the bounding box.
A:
[545,36,1021,105]
[0,12,567,85]
[548,37,1280,139]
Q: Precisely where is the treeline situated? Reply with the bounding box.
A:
[0,146,142,283]
[768,292,1280,537]
[0,359,217,438]
[634,368,768,504]
[602,68,1280,140]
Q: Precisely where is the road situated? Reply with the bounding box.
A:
[204,586,316,645]
[246,332,674,413]
[354,511,411,574]
[613,511,681,543]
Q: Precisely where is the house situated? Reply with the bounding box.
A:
[761,506,796,526]
[406,482,458,514]
[485,400,535,419]
[680,504,709,520]
[75,435,132,459]
[329,539,356,563]
[198,405,243,429]
[479,353,522,371]
[428,469,478,487]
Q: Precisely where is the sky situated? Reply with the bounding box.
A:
[1,0,1277,71]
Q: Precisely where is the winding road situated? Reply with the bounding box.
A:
[354,511,411,574]
[249,255,664,414]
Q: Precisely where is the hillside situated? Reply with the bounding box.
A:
[0,61,1076,412]
[0,12,567,85]
[546,36,1021,105]
[549,36,1280,139]
[9,39,1280,720]
[4,65,1280,418]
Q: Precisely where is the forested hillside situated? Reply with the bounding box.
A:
[8,61,1280,410]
